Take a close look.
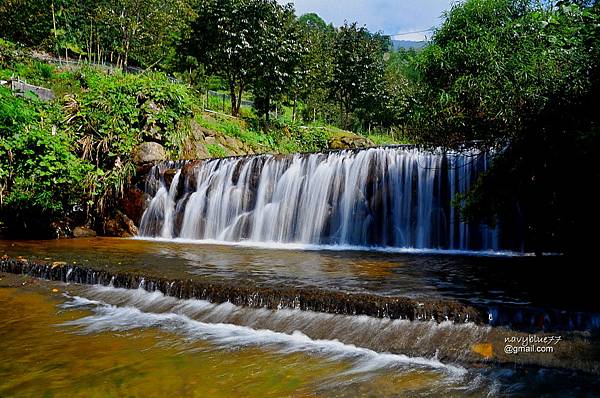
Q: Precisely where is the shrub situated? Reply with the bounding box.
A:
[0,88,89,217]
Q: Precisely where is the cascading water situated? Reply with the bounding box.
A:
[139,147,504,251]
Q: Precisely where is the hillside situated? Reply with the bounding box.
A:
[391,40,427,50]
[1,42,402,238]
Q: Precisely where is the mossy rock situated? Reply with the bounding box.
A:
[328,132,374,150]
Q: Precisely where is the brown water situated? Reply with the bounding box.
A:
[1,273,599,397]
[0,274,480,397]
[2,238,600,397]
[0,277,342,397]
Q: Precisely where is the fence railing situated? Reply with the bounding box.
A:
[205,90,254,112]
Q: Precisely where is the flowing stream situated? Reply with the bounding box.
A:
[1,147,597,396]
[1,238,599,396]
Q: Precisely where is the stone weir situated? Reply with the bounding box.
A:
[0,256,484,324]
[137,146,526,252]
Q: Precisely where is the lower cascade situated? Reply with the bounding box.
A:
[139,147,508,251]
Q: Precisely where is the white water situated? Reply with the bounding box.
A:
[60,285,474,376]
[133,236,527,257]
[139,148,503,251]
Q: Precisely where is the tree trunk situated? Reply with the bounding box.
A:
[236,83,245,116]
[88,18,93,63]
[124,40,130,71]
[229,80,238,117]
[265,93,271,123]
[51,1,60,64]
[292,95,297,123]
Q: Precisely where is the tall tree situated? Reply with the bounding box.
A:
[295,13,335,123]
[329,23,388,129]
[96,0,193,69]
[184,0,302,117]
[252,2,304,121]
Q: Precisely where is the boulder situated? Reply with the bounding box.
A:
[133,142,167,165]
[163,169,178,187]
[181,161,204,191]
[190,119,214,138]
[120,187,147,225]
[72,226,97,238]
[328,132,373,150]
[102,211,139,237]
[182,140,210,160]
[204,136,218,146]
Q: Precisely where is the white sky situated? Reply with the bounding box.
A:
[278,0,459,41]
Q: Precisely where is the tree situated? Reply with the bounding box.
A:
[0,0,53,47]
[252,3,304,121]
[298,13,328,31]
[185,0,254,117]
[96,0,193,69]
[329,23,388,129]
[411,0,600,253]
[379,48,419,129]
[185,0,303,118]
[295,13,335,123]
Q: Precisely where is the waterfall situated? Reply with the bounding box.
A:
[139,147,503,251]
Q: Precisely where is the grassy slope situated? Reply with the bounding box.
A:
[1,56,402,160]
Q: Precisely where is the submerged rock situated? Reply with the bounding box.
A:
[0,256,483,325]
[72,226,97,238]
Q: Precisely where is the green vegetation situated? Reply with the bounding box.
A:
[0,49,370,235]
[0,52,201,235]
[413,0,600,253]
[195,113,354,154]
[205,143,228,158]
[0,0,599,253]
[0,86,90,234]
[0,0,404,135]
[0,0,194,70]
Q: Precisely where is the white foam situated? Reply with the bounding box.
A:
[132,236,531,257]
[60,289,467,378]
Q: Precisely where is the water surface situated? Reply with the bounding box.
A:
[1,274,598,397]
[1,238,595,317]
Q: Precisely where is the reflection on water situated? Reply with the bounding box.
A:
[1,238,597,313]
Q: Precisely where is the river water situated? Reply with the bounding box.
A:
[1,238,599,397]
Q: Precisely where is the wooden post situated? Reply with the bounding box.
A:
[51,1,60,65]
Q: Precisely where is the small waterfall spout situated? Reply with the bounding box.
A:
[139,147,505,251]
